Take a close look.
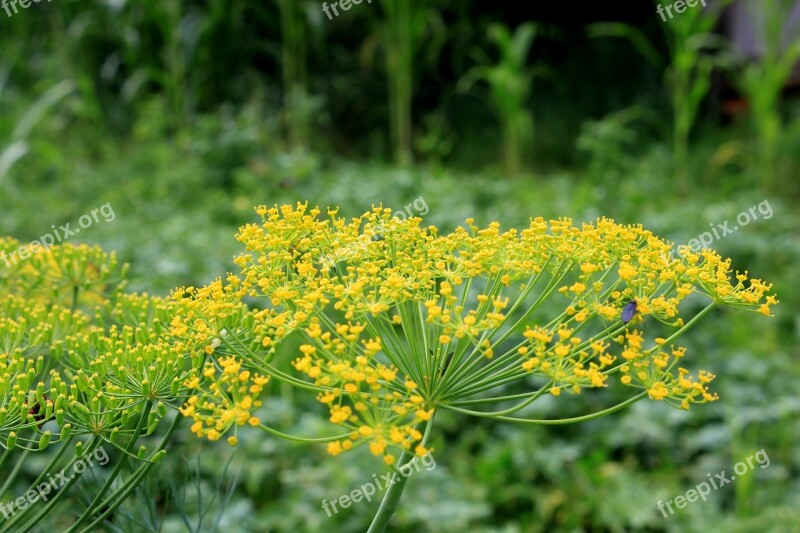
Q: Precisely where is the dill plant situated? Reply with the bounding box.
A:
[0,205,778,530]
[0,238,197,532]
[172,203,777,531]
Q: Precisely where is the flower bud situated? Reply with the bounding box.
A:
[71,401,91,416]
[39,431,52,450]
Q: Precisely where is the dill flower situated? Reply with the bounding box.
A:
[0,237,196,530]
[175,203,777,462]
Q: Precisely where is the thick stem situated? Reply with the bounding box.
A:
[367,418,432,532]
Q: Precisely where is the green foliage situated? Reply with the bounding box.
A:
[0,1,798,530]
[0,79,75,184]
[733,0,800,189]
[590,1,732,192]
[459,23,539,175]
[576,105,666,187]
[370,0,444,165]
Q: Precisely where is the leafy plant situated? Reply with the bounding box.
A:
[172,203,777,531]
[458,23,540,174]
[589,1,732,192]
[733,0,800,189]
[368,0,444,165]
[279,0,321,153]
[576,104,666,186]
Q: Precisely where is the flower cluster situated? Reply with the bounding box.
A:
[292,333,432,464]
[0,238,191,455]
[179,356,269,446]
[0,207,778,526]
[172,203,776,464]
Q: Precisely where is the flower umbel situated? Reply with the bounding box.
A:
[174,204,777,463]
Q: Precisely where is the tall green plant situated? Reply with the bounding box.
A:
[734,0,800,189]
[662,3,730,192]
[0,80,75,185]
[590,2,730,193]
[279,0,311,152]
[458,23,539,175]
[373,0,442,166]
[173,204,777,531]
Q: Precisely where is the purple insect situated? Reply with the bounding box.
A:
[621,300,638,324]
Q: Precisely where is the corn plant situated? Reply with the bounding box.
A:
[369,0,443,166]
[458,23,539,175]
[279,0,312,152]
[590,1,732,193]
[663,3,732,192]
[733,0,800,189]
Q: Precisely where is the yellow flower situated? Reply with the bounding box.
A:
[415,444,430,457]
[327,441,343,456]
[648,382,669,401]
[168,204,777,461]
[415,408,434,421]
[369,439,387,456]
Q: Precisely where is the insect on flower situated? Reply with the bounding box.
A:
[28,395,52,429]
[621,300,638,324]
[429,350,454,378]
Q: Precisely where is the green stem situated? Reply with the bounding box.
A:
[9,438,104,532]
[451,389,550,405]
[77,412,183,532]
[367,417,433,532]
[442,380,552,417]
[18,435,74,500]
[71,285,80,313]
[66,402,152,531]
[0,448,29,499]
[440,391,648,424]
[257,424,350,444]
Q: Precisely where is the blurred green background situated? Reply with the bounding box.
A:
[1,0,798,531]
